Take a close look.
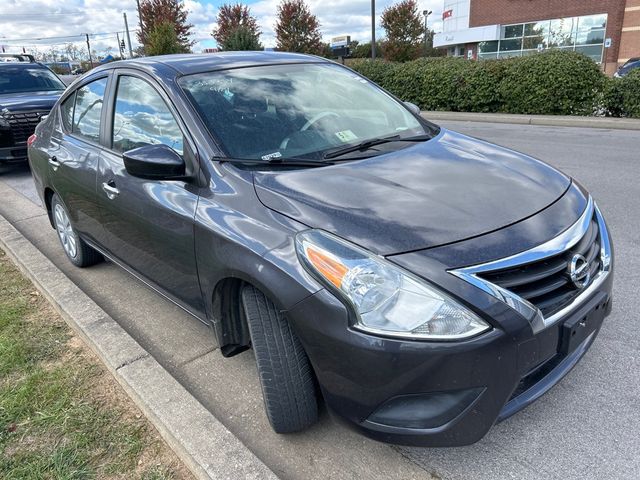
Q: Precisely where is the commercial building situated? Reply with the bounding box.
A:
[434,0,640,74]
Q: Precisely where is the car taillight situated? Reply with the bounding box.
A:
[27,134,37,147]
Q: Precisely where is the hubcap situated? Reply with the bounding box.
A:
[54,203,77,258]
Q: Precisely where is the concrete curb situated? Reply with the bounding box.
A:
[0,213,278,480]
[422,111,640,130]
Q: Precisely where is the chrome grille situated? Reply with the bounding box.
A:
[478,215,601,316]
[450,197,612,332]
[2,111,46,144]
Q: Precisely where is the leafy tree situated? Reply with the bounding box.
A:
[380,0,424,62]
[138,0,193,53]
[222,25,262,50]
[145,21,186,56]
[351,41,384,58]
[275,0,322,54]
[213,3,261,50]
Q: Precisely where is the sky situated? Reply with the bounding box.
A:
[0,0,444,57]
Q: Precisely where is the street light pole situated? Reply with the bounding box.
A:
[423,10,432,56]
[371,0,376,59]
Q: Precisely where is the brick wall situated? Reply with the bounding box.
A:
[469,0,626,73]
[619,0,640,63]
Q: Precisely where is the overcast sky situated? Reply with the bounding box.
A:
[0,0,444,56]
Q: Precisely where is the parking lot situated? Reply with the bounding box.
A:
[1,120,639,480]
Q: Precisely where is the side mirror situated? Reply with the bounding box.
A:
[123,144,186,180]
[403,101,421,116]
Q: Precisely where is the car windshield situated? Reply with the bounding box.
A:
[180,63,432,161]
[0,65,66,94]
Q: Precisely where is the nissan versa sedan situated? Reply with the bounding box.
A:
[27,52,613,447]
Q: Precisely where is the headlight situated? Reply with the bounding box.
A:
[295,230,490,340]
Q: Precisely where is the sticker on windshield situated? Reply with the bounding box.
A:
[335,130,358,143]
[261,151,282,161]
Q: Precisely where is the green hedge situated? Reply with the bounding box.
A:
[604,70,640,118]
[349,50,639,118]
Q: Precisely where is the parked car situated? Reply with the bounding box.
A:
[614,57,640,77]
[0,54,65,166]
[28,52,613,447]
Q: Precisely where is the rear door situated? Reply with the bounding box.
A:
[96,70,204,316]
[48,75,109,244]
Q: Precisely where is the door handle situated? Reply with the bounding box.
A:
[101,181,120,200]
[48,156,60,171]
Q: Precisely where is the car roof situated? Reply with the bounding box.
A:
[0,61,48,68]
[99,51,330,76]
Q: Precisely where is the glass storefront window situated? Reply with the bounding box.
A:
[498,51,522,59]
[502,24,524,39]
[576,29,605,46]
[523,37,545,50]
[499,38,522,52]
[578,14,607,31]
[525,21,549,37]
[478,41,499,53]
[548,17,577,47]
[478,13,607,64]
[576,45,604,62]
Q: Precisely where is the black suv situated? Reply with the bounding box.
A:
[0,54,65,165]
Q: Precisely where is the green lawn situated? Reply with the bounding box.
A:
[0,250,191,479]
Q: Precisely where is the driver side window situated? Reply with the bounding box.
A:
[112,76,184,155]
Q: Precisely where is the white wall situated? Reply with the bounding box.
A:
[442,0,471,33]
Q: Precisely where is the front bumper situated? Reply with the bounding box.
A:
[0,145,28,164]
[288,268,612,447]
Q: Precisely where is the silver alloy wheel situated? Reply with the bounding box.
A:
[54,203,77,259]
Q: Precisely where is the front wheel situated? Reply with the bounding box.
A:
[241,285,318,433]
[51,193,102,268]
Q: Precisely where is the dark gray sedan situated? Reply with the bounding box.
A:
[27,52,613,447]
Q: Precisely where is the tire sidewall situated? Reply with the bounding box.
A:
[51,193,84,267]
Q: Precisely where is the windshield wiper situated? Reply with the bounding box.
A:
[323,134,431,160]
[213,156,334,168]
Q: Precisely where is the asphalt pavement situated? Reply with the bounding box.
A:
[1,121,638,480]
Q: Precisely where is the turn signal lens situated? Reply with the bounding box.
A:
[305,246,348,288]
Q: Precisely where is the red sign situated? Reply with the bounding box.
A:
[443,9,453,20]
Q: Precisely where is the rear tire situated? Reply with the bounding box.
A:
[241,285,318,433]
[51,193,102,268]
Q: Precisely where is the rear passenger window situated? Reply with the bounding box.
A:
[60,92,75,131]
[73,77,107,142]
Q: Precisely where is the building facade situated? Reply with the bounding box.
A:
[434,0,640,74]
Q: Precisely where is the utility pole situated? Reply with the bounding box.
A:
[123,12,134,58]
[136,0,144,41]
[371,0,376,59]
[85,34,94,68]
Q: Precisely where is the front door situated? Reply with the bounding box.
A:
[96,72,204,317]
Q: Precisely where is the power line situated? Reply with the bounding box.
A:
[0,9,137,18]
[1,30,139,43]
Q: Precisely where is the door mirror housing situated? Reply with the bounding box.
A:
[122,144,186,180]
[403,101,421,116]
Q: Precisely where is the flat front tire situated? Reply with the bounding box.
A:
[241,285,318,433]
[51,193,102,268]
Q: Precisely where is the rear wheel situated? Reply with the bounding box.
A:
[241,285,318,433]
[51,193,102,267]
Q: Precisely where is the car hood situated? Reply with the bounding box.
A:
[253,129,570,256]
[0,91,62,112]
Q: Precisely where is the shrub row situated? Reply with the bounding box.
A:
[348,50,640,118]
